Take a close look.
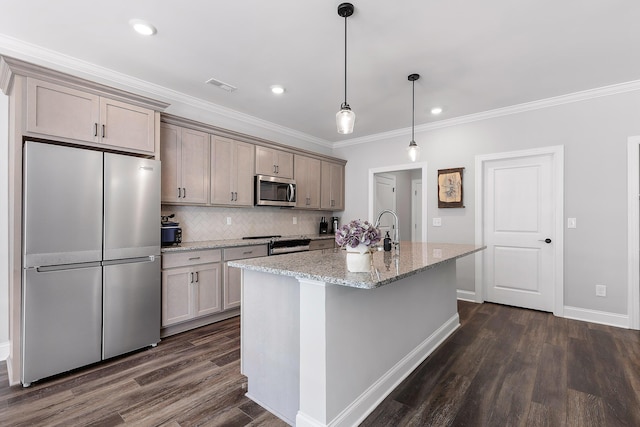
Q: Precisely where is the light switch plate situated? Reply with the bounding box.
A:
[293,217,297,225]
[567,218,576,228]
[433,218,442,227]
[226,217,232,225]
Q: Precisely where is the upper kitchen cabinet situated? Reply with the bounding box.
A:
[161,123,210,204]
[255,145,293,178]
[211,136,255,206]
[294,154,321,209]
[321,161,345,211]
[26,78,156,154]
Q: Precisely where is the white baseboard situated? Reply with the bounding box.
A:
[563,306,630,329]
[456,289,477,302]
[0,341,9,361]
[301,313,460,427]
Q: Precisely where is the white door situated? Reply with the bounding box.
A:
[484,153,556,311]
[411,179,423,242]
[374,173,396,237]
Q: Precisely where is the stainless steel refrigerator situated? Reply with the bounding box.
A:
[22,141,161,386]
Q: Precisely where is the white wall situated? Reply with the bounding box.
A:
[334,90,640,316]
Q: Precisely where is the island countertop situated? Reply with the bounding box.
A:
[228,242,484,289]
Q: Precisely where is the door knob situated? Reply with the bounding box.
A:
[539,238,552,244]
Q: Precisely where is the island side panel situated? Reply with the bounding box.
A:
[297,260,459,427]
[241,269,300,425]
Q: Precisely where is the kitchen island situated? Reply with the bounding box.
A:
[229,242,484,427]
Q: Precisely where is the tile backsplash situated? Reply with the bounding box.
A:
[162,205,337,242]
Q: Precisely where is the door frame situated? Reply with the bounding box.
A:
[368,162,428,242]
[411,179,422,241]
[627,137,640,330]
[474,146,564,316]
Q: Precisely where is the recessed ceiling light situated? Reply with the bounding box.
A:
[431,107,443,115]
[270,85,285,95]
[129,19,157,36]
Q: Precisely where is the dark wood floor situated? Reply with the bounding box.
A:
[0,301,639,426]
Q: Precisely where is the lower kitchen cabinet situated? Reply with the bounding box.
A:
[223,244,269,310]
[161,249,222,327]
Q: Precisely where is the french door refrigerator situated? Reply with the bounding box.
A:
[22,141,161,386]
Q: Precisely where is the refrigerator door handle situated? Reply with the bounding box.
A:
[34,262,102,273]
[102,256,157,267]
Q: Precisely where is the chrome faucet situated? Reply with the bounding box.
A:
[374,209,399,252]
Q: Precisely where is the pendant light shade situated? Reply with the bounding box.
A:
[407,73,420,162]
[337,3,355,134]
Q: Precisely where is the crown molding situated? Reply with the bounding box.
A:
[0,34,331,149]
[333,79,640,149]
[3,34,640,152]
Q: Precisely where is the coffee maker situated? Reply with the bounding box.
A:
[330,217,340,234]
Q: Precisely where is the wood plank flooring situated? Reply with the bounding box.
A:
[0,301,638,426]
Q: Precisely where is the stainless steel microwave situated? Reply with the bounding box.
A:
[255,175,296,207]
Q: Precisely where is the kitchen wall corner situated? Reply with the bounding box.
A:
[161,205,336,242]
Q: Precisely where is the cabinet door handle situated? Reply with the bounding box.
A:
[94,123,98,137]
[276,165,279,174]
[189,272,193,283]
[242,251,253,255]
[194,272,199,283]
[235,192,238,201]
[273,164,277,174]
[183,187,186,198]
[188,256,201,261]
[102,124,105,138]
[177,188,181,198]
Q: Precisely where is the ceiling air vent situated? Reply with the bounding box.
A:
[205,77,237,92]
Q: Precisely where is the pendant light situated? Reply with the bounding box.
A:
[407,73,421,162]
[336,3,355,134]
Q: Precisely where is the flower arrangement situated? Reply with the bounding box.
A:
[335,219,381,253]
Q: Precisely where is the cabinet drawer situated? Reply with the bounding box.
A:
[309,239,335,251]
[162,249,221,269]
[224,245,268,261]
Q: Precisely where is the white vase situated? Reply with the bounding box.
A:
[346,245,371,272]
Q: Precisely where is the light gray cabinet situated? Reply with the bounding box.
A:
[160,123,210,204]
[294,155,321,209]
[256,145,294,178]
[321,161,345,211]
[223,245,268,310]
[161,250,222,327]
[309,239,335,251]
[26,78,155,154]
[211,136,255,206]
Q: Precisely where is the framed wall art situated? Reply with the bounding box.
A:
[438,167,465,208]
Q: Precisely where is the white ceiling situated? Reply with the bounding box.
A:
[1,1,639,145]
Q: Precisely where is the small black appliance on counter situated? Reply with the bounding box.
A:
[330,217,340,234]
[161,214,182,246]
[319,217,328,234]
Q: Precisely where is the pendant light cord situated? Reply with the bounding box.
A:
[411,79,415,141]
[344,14,348,106]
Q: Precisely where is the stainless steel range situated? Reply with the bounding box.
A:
[242,235,310,255]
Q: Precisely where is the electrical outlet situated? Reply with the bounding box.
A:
[226,217,232,225]
[568,218,577,229]
[433,218,442,227]
[596,285,606,297]
[293,217,297,225]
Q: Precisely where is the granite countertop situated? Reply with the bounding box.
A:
[161,234,335,253]
[228,242,485,289]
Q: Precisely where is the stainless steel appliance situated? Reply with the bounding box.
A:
[161,214,182,246]
[255,175,296,207]
[331,217,340,234]
[242,235,310,255]
[22,141,161,386]
[269,238,311,255]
